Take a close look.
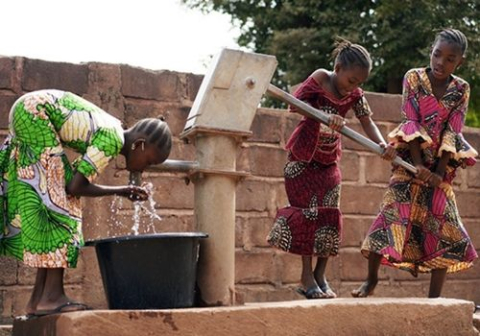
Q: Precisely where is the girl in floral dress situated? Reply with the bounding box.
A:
[352,28,478,298]
[267,40,396,299]
[0,89,172,316]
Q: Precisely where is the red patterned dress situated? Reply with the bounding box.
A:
[361,68,478,275]
[267,76,372,256]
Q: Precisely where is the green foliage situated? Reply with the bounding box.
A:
[182,0,480,126]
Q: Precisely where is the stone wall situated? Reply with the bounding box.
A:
[0,56,479,323]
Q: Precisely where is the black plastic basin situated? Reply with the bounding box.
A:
[85,232,208,310]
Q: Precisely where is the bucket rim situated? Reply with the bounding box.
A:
[84,232,208,246]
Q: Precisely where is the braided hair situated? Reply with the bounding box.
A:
[332,38,372,71]
[131,117,172,163]
[434,28,468,56]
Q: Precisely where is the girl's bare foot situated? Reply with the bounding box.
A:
[351,280,377,298]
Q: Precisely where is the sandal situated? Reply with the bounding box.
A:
[33,302,92,317]
[296,286,325,299]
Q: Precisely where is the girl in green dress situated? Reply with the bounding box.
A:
[0,89,172,316]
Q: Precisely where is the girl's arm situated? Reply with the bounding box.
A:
[359,115,386,144]
[359,116,396,160]
[408,138,423,166]
[66,172,149,201]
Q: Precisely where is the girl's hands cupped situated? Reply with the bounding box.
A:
[123,185,149,202]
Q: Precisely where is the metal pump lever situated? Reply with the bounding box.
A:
[266,84,418,174]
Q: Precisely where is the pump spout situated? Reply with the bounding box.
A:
[129,172,142,186]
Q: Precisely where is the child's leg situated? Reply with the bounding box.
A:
[299,256,324,298]
[26,268,47,314]
[351,252,382,297]
[301,256,316,288]
[428,268,447,298]
[314,257,336,298]
[35,268,74,311]
[32,268,90,314]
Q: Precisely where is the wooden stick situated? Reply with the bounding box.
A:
[266,84,417,174]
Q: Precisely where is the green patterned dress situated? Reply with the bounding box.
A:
[0,90,124,268]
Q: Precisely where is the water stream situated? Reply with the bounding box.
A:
[109,182,162,236]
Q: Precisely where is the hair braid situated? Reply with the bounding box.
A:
[332,38,372,71]
[131,117,172,162]
[434,28,468,56]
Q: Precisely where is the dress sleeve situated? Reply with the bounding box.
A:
[289,77,321,113]
[74,128,123,183]
[352,94,373,118]
[438,82,478,165]
[388,70,432,144]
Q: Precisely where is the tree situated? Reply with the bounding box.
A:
[366,0,480,127]
[182,0,480,125]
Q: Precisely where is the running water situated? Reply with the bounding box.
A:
[131,201,142,236]
[109,195,126,236]
[110,182,162,236]
[131,182,162,235]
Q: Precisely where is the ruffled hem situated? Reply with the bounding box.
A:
[361,249,475,276]
[388,121,432,145]
[361,232,478,275]
[439,144,478,161]
[437,131,478,166]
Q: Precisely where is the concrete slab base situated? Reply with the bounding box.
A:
[12,298,479,336]
[0,326,12,336]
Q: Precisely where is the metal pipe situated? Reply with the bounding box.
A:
[129,161,198,185]
[266,84,418,174]
[147,159,199,173]
[129,171,142,186]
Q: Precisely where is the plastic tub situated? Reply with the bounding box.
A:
[85,232,208,309]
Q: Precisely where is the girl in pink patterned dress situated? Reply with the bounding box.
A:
[352,29,478,298]
[267,40,396,299]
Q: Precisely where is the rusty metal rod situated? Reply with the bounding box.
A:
[266,84,417,174]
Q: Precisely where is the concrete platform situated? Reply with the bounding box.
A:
[12,298,479,336]
[0,326,12,336]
